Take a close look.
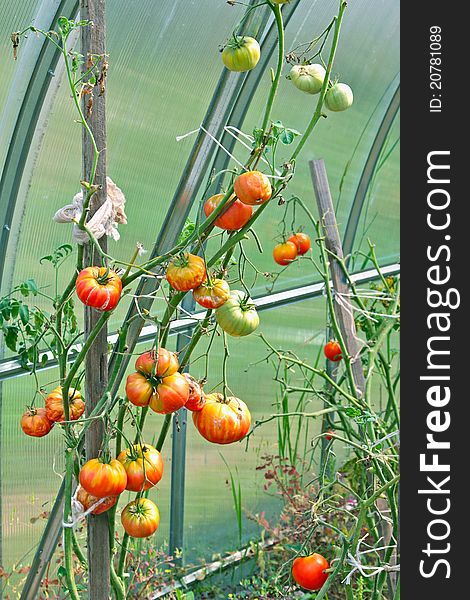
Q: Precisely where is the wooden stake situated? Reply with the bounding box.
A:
[310,158,366,395]
[80,2,111,598]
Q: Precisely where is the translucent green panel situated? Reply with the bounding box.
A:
[0,0,43,168]
[182,297,330,562]
[352,112,400,267]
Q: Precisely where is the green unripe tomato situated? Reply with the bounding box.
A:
[221,36,261,72]
[325,83,354,112]
[215,290,260,337]
[290,64,326,95]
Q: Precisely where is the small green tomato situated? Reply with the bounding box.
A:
[325,82,354,112]
[290,64,326,95]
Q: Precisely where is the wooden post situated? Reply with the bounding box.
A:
[80,2,110,598]
[309,159,366,396]
[310,159,396,597]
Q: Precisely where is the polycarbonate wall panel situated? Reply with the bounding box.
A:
[351,112,400,268]
[182,297,331,561]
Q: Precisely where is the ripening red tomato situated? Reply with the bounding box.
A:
[21,407,53,437]
[149,372,190,414]
[288,232,311,255]
[45,386,85,423]
[203,193,253,231]
[234,171,272,206]
[192,393,251,444]
[166,253,207,292]
[135,348,179,378]
[324,340,342,362]
[292,553,329,591]
[193,278,230,309]
[79,458,127,498]
[325,430,334,441]
[126,372,153,407]
[183,374,205,412]
[117,443,164,492]
[273,241,298,266]
[76,267,122,311]
[76,486,117,515]
[121,498,160,538]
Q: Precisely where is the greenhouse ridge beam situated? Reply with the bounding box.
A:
[0,263,400,383]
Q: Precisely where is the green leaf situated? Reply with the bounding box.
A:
[19,304,29,325]
[4,326,19,352]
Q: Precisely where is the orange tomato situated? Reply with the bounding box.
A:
[135,348,179,378]
[45,386,85,423]
[183,374,205,412]
[234,171,272,206]
[21,407,53,437]
[117,443,164,492]
[193,278,230,309]
[288,232,311,255]
[79,458,127,498]
[292,553,329,591]
[324,340,342,362]
[166,253,206,292]
[203,193,253,231]
[121,498,160,538]
[149,372,189,414]
[273,241,298,266]
[76,267,122,312]
[76,486,117,515]
[192,393,251,444]
[126,372,153,407]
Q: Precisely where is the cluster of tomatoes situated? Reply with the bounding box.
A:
[221,2,353,113]
[125,347,251,445]
[21,386,85,438]
[78,443,163,538]
[273,231,311,266]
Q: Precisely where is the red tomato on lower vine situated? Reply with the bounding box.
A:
[288,232,311,255]
[324,340,342,362]
[273,241,298,266]
[292,553,329,591]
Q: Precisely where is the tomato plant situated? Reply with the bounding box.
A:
[203,193,253,231]
[291,553,329,591]
[221,36,260,72]
[79,458,127,498]
[273,240,298,266]
[45,386,85,423]
[183,374,205,412]
[215,290,259,337]
[290,64,325,94]
[20,407,53,437]
[121,498,160,538]
[75,266,122,311]
[234,171,272,206]
[193,278,230,309]
[288,232,311,255]
[166,253,207,291]
[325,82,354,111]
[324,340,343,362]
[117,443,164,492]
[192,393,251,444]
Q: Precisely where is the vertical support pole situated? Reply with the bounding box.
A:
[309,159,366,395]
[169,295,194,563]
[80,2,110,598]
